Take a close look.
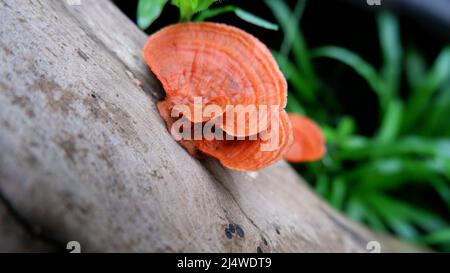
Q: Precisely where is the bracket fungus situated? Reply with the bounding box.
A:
[143,22,295,171]
[283,113,326,163]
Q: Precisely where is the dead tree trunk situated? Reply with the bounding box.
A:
[0,0,420,252]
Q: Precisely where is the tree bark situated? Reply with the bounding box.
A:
[0,0,420,252]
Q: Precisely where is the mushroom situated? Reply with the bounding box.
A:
[143,22,293,171]
[283,113,326,163]
[197,111,293,171]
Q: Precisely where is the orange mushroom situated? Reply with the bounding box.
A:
[143,22,293,171]
[196,111,292,171]
[283,113,326,163]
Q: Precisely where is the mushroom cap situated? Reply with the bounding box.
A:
[144,22,293,171]
[197,111,293,171]
[283,113,326,163]
[143,22,287,137]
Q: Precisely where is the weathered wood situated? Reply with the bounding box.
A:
[0,199,56,252]
[0,0,420,252]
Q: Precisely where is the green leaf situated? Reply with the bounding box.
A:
[311,46,382,98]
[431,178,450,209]
[340,135,369,150]
[338,136,450,161]
[405,49,427,90]
[347,198,387,232]
[324,117,356,146]
[330,178,346,209]
[347,158,448,191]
[194,5,235,21]
[424,46,450,91]
[234,8,279,30]
[272,51,314,102]
[422,83,450,136]
[376,99,403,143]
[364,195,419,239]
[378,11,402,99]
[386,217,419,240]
[420,229,450,245]
[322,126,338,145]
[172,0,195,21]
[336,117,356,140]
[363,209,388,232]
[194,0,216,12]
[280,0,306,57]
[346,198,365,222]
[315,174,330,197]
[365,193,447,236]
[194,6,279,31]
[137,0,168,29]
[264,0,317,91]
[172,0,216,21]
[403,46,450,131]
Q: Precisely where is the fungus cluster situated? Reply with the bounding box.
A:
[284,113,326,163]
[143,22,324,171]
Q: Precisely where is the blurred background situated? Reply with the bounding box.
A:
[114,0,450,252]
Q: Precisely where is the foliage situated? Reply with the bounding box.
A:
[137,0,278,30]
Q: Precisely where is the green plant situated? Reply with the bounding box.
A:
[266,0,450,251]
[137,0,278,30]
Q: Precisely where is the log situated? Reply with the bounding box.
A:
[0,0,420,252]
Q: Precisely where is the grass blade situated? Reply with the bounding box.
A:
[347,198,388,232]
[264,0,317,91]
[420,229,450,245]
[344,158,448,191]
[405,48,427,90]
[378,11,402,99]
[366,193,447,236]
[376,99,403,143]
[315,174,330,198]
[273,51,314,102]
[431,178,450,210]
[280,0,307,57]
[311,46,382,98]
[234,8,279,30]
[195,6,279,30]
[403,46,450,131]
[422,83,450,136]
[194,0,216,11]
[329,177,346,209]
[338,136,450,160]
[194,5,235,21]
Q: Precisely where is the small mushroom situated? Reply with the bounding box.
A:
[283,113,326,163]
[143,22,293,171]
